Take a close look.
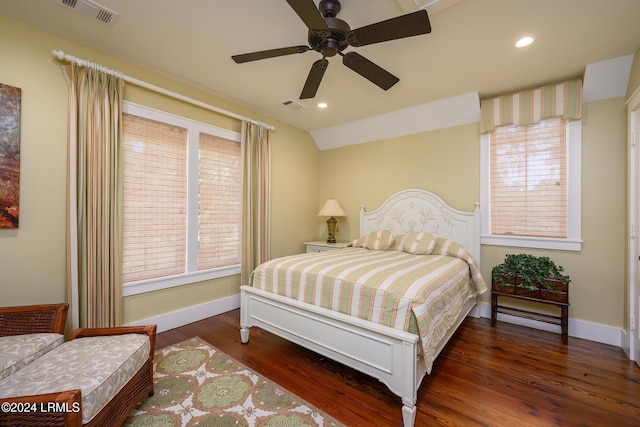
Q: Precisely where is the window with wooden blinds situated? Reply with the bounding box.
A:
[121,102,242,294]
[198,133,241,270]
[122,113,187,282]
[480,119,582,251]
[490,118,567,238]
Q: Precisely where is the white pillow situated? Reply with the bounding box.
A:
[349,236,366,247]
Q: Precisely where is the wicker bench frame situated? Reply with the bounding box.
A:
[0,304,156,427]
[0,303,69,336]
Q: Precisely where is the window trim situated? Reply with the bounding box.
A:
[121,101,241,297]
[480,119,582,251]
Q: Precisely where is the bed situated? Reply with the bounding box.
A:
[240,188,486,427]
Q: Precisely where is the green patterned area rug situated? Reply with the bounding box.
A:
[124,336,344,427]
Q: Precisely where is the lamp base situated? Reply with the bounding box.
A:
[326,216,337,244]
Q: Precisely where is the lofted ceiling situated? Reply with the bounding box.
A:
[1,0,639,146]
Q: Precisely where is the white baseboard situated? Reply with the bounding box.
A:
[476,301,622,347]
[621,329,631,359]
[126,297,623,348]
[125,294,240,333]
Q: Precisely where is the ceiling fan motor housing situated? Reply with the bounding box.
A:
[308,16,350,57]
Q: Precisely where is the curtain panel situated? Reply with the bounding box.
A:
[241,121,271,285]
[480,79,582,134]
[63,63,124,328]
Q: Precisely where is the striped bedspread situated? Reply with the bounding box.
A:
[249,241,487,372]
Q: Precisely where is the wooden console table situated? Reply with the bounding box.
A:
[491,291,569,344]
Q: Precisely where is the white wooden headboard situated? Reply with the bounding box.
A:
[359,189,481,264]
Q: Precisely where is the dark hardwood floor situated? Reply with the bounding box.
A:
[154,309,640,426]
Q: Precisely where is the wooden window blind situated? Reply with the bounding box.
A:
[198,133,241,270]
[490,117,567,238]
[122,113,187,282]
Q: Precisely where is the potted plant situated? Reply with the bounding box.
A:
[491,254,571,303]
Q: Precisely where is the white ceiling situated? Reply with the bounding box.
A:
[1,0,639,147]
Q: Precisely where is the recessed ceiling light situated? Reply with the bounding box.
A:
[515,36,534,48]
[317,102,328,109]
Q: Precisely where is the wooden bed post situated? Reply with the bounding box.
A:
[400,338,418,427]
[240,289,250,343]
[402,405,417,427]
[240,327,250,343]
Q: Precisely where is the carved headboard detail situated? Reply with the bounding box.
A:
[359,189,481,263]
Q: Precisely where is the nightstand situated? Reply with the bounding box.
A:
[304,241,349,253]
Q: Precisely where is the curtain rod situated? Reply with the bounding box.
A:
[52,50,275,131]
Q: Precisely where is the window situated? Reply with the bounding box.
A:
[121,102,241,296]
[480,80,582,251]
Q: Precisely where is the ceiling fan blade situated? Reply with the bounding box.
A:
[342,52,399,90]
[347,10,431,47]
[232,46,310,63]
[300,58,329,99]
[285,0,330,36]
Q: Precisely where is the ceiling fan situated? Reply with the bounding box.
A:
[231,0,432,99]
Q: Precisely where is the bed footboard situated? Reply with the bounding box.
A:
[240,285,424,427]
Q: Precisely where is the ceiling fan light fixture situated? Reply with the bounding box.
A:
[515,36,534,48]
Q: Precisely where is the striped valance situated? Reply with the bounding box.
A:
[480,79,582,134]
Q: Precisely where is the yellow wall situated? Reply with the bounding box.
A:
[319,98,628,329]
[1,12,634,332]
[0,15,320,323]
[317,123,480,240]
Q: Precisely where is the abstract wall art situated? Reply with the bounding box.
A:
[0,83,21,228]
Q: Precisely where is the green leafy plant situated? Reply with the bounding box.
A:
[492,253,571,292]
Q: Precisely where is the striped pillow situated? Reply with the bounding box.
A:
[389,234,407,251]
[433,237,466,258]
[402,231,437,255]
[364,230,395,251]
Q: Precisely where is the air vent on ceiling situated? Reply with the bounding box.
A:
[415,0,440,9]
[57,0,118,24]
[395,0,462,14]
[282,99,305,110]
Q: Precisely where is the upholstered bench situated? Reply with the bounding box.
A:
[0,304,156,427]
[0,303,68,380]
[0,333,65,380]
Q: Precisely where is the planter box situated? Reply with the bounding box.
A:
[491,281,515,294]
[492,275,569,304]
[515,285,540,299]
[491,272,570,345]
[491,273,519,294]
[540,278,569,303]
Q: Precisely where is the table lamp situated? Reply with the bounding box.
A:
[318,198,346,244]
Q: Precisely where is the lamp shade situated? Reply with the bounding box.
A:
[318,199,346,217]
